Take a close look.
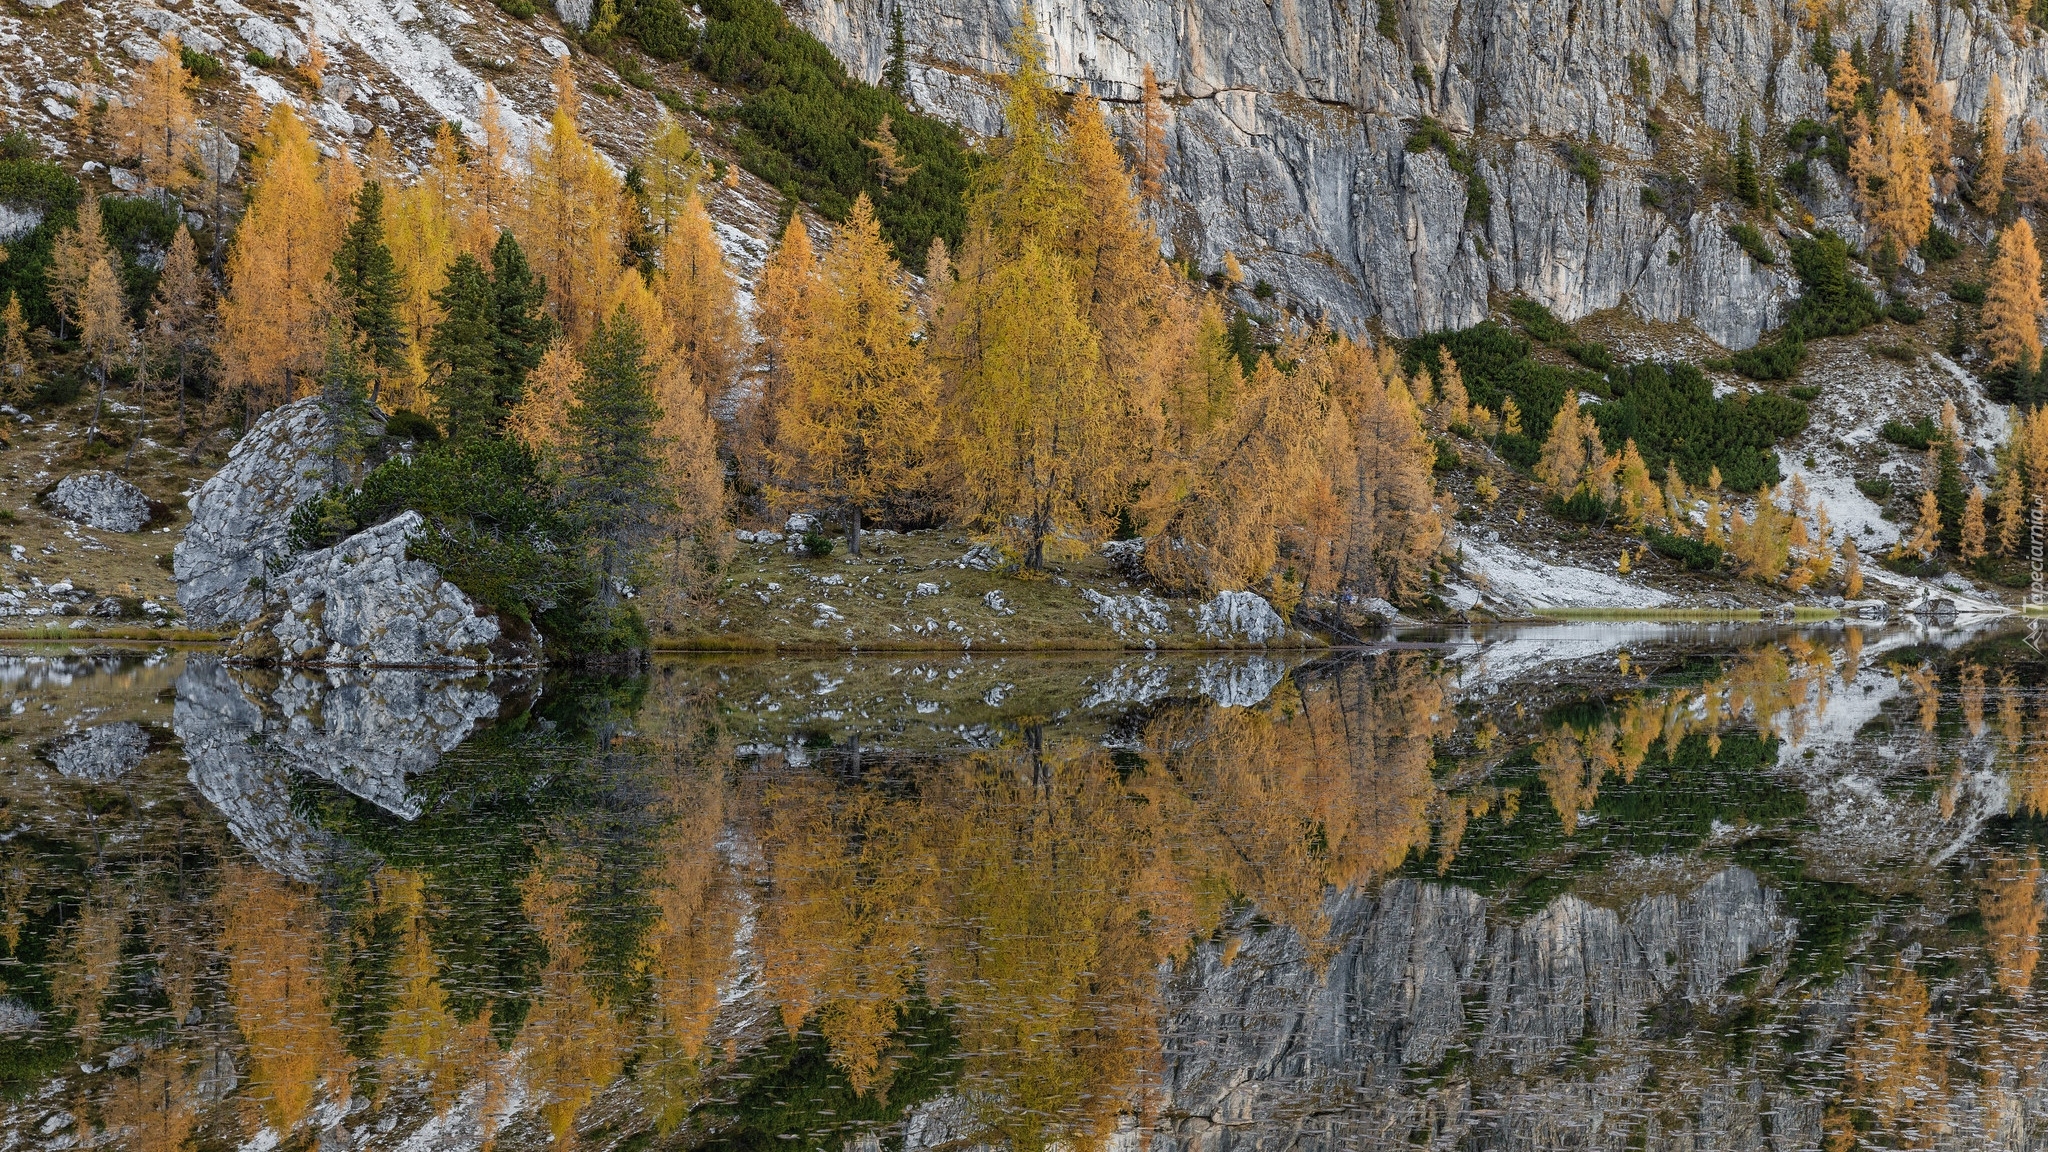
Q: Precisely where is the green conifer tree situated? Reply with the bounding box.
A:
[427,232,556,442]
[331,180,409,379]
[885,6,910,98]
[1934,430,1967,553]
[1734,115,1761,209]
[488,230,553,396]
[570,306,665,605]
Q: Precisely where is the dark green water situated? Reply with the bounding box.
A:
[0,621,2042,1151]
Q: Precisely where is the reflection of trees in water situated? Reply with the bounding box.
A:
[10,639,2048,1151]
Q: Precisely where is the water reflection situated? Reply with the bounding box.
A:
[0,627,2042,1150]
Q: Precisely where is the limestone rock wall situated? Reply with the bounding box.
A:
[788,0,2048,345]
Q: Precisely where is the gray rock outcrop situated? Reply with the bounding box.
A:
[174,397,353,629]
[230,511,538,668]
[1195,589,1286,644]
[787,0,2033,347]
[47,471,152,532]
[45,722,150,782]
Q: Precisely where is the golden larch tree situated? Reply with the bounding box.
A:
[655,191,743,407]
[942,238,1114,568]
[48,194,113,340]
[216,103,343,416]
[2012,121,2048,211]
[1827,49,1864,123]
[641,114,705,238]
[769,194,939,555]
[0,292,34,404]
[383,125,473,410]
[1984,218,2045,371]
[1977,75,2009,212]
[507,341,583,452]
[1850,92,1934,256]
[1137,63,1168,204]
[76,255,132,446]
[1329,343,1444,604]
[106,35,199,191]
[519,61,627,345]
[145,226,208,440]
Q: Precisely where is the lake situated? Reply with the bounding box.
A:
[0,621,2042,1151]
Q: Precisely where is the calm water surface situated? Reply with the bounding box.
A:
[0,622,2044,1151]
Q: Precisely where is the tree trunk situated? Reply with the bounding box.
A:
[86,364,106,449]
[847,504,862,557]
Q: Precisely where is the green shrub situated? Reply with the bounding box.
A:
[1729,231,1882,381]
[1873,341,1918,364]
[1886,299,1924,324]
[1406,117,1491,225]
[1784,117,1847,173]
[1645,527,1723,570]
[179,46,225,79]
[1788,384,1820,401]
[1854,475,1893,500]
[1589,361,1806,492]
[1728,221,1775,265]
[384,408,443,443]
[1496,432,1541,469]
[290,438,606,643]
[245,48,279,68]
[694,0,968,270]
[1252,279,1276,300]
[1554,487,1607,522]
[494,0,536,17]
[98,194,182,305]
[1377,0,1399,40]
[622,0,695,57]
[0,159,81,330]
[1950,281,1986,305]
[1560,140,1602,198]
[1918,226,1962,263]
[1880,414,1939,450]
[1506,297,1572,343]
[1728,337,1805,381]
[1564,340,1614,373]
[802,530,835,557]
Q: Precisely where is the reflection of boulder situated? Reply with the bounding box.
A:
[45,722,150,782]
[229,511,539,669]
[175,657,531,878]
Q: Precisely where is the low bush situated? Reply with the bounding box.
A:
[1918,226,1962,263]
[1880,414,1940,450]
[1886,299,1924,325]
[1507,297,1572,343]
[1591,361,1807,492]
[1728,222,1775,265]
[1645,527,1723,571]
[1406,117,1491,224]
[1950,281,1986,305]
[179,46,225,79]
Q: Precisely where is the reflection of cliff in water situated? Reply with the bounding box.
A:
[174,657,535,878]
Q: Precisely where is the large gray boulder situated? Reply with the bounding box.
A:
[48,471,152,532]
[174,397,349,629]
[229,511,538,668]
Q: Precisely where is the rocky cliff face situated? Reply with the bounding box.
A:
[788,0,2040,346]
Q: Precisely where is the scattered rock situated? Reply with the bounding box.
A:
[1195,590,1286,645]
[957,543,1003,570]
[120,34,167,61]
[230,511,539,668]
[981,589,1014,615]
[1843,598,1888,620]
[913,582,940,597]
[235,14,305,64]
[175,397,366,629]
[1081,588,1171,638]
[48,471,153,532]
